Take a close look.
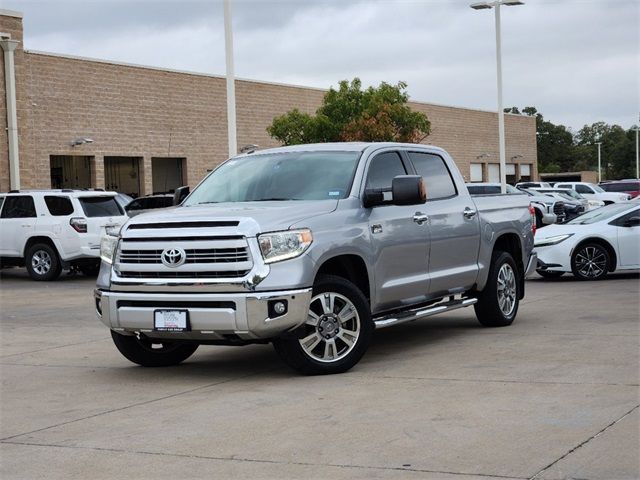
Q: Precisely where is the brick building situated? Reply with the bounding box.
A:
[0,9,537,197]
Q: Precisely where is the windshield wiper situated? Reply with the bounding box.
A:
[253,197,301,201]
[193,201,221,205]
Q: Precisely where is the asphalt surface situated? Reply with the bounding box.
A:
[0,268,638,479]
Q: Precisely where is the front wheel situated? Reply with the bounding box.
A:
[273,275,373,375]
[474,251,520,327]
[571,243,610,280]
[110,330,199,367]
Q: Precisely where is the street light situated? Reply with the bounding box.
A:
[595,142,602,182]
[470,0,524,193]
[223,0,237,157]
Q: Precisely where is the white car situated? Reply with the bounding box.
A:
[0,190,127,280]
[555,182,631,204]
[534,187,605,211]
[534,202,640,280]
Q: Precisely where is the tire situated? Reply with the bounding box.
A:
[110,330,199,367]
[79,261,100,277]
[273,275,373,375]
[536,269,564,279]
[571,242,610,281]
[474,250,520,327]
[25,243,62,281]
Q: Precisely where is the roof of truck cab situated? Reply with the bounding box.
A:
[236,142,445,157]
[1,189,118,197]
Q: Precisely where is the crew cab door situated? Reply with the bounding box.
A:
[0,195,38,256]
[364,150,431,312]
[612,208,640,267]
[405,151,481,296]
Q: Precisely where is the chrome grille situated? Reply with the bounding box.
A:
[119,247,249,264]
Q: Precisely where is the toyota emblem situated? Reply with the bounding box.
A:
[161,247,186,268]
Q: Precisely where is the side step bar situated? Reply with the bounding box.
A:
[374,297,478,329]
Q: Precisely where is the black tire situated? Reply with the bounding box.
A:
[474,250,520,327]
[273,275,373,375]
[110,330,199,367]
[79,261,100,277]
[536,269,564,279]
[571,242,610,281]
[25,243,62,281]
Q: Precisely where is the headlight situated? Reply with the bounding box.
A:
[258,229,313,264]
[100,234,119,264]
[534,233,573,247]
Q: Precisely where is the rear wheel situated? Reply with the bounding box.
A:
[536,269,564,279]
[25,243,61,281]
[474,250,520,327]
[110,330,199,367]
[571,243,610,280]
[273,275,373,375]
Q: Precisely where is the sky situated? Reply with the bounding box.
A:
[4,0,639,131]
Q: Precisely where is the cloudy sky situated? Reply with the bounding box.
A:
[5,0,639,130]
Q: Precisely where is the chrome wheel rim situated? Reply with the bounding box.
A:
[497,264,517,317]
[575,246,607,278]
[31,250,52,275]
[299,292,361,363]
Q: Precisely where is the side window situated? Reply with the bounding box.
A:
[365,152,406,190]
[0,197,4,212]
[0,196,37,218]
[611,209,640,227]
[408,152,457,199]
[44,196,74,216]
[575,185,592,194]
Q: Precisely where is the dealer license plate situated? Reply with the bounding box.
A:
[154,310,189,332]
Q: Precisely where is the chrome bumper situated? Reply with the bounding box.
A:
[94,287,312,340]
[525,252,538,277]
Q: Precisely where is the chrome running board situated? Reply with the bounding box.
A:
[374,297,478,329]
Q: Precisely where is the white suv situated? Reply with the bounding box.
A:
[0,190,128,280]
[554,182,631,204]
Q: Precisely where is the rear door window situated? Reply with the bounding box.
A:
[1,196,37,218]
[79,197,123,217]
[44,196,74,216]
[407,152,457,199]
[575,184,593,194]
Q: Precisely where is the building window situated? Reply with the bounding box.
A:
[506,164,516,184]
[104,157,142,197]
[488,164,500,183]
[520,164,532,181]
[50,155,93,189]
[470,163,483,183]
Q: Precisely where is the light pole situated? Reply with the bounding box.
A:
[470,0,524,193]
[595,142,602,182]
[223,0,237,157]
[635,114,639,179]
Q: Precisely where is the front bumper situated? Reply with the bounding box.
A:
[534,242,572,272]
[94,287,312,341]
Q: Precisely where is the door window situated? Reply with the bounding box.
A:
[575,184,593,194]
[408,152,457,199]
[1,196,36,218]
[44,196,74,216]
[365,152,406,190]
[79,197,123,217]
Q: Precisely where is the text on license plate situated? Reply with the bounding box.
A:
[154,310,188,331]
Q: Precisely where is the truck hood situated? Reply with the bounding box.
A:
[123,200,339,237]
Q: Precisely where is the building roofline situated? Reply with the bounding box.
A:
[0,9,23,19]
[25,49,531,120]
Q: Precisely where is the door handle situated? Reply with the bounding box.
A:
[21,224,31,228]
[463,207,477,219]
[413,212,429,225]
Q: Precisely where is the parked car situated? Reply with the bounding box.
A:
[114,192,134,212]
[534,202,639,280]
[599,180,640,199]
[516,181,552,189]
[95,142,537,375]
[516,188,565,227]
[0,190,127,280]
[124,194,174,217]
[554,182,631,204]
[531,190,585,222]
[545,187,605,211]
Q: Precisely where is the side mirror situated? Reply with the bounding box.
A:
[623,216,640,227]
[392,175,427,206]
[173,186,190,205]
[362,189,385,208]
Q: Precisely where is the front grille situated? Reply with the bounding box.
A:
[118,270,250,279]
[553,202,565,215]
[119,247,249,264]
[127,221,239,230]
[117,300,236,309]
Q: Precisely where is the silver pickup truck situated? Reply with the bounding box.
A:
[95,142,537,375]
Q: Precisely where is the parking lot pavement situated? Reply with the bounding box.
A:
[0,268,638,480]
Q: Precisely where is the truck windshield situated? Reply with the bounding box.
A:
[185,151,360,205]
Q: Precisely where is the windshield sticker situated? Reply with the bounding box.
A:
[329,191,340,196]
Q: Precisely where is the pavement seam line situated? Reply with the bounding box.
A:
[0,367,280,442]
[527,403,640,480]
[0,440,528,479]
[0,338,105,358]
[375,375,639,387]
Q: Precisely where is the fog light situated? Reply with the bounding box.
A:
[268,300,288,318]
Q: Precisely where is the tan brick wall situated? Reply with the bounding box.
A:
[1,12,537,193]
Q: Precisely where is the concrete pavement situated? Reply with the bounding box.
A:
[0,268,638,479]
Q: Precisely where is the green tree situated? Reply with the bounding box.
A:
[268,78,431,145]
